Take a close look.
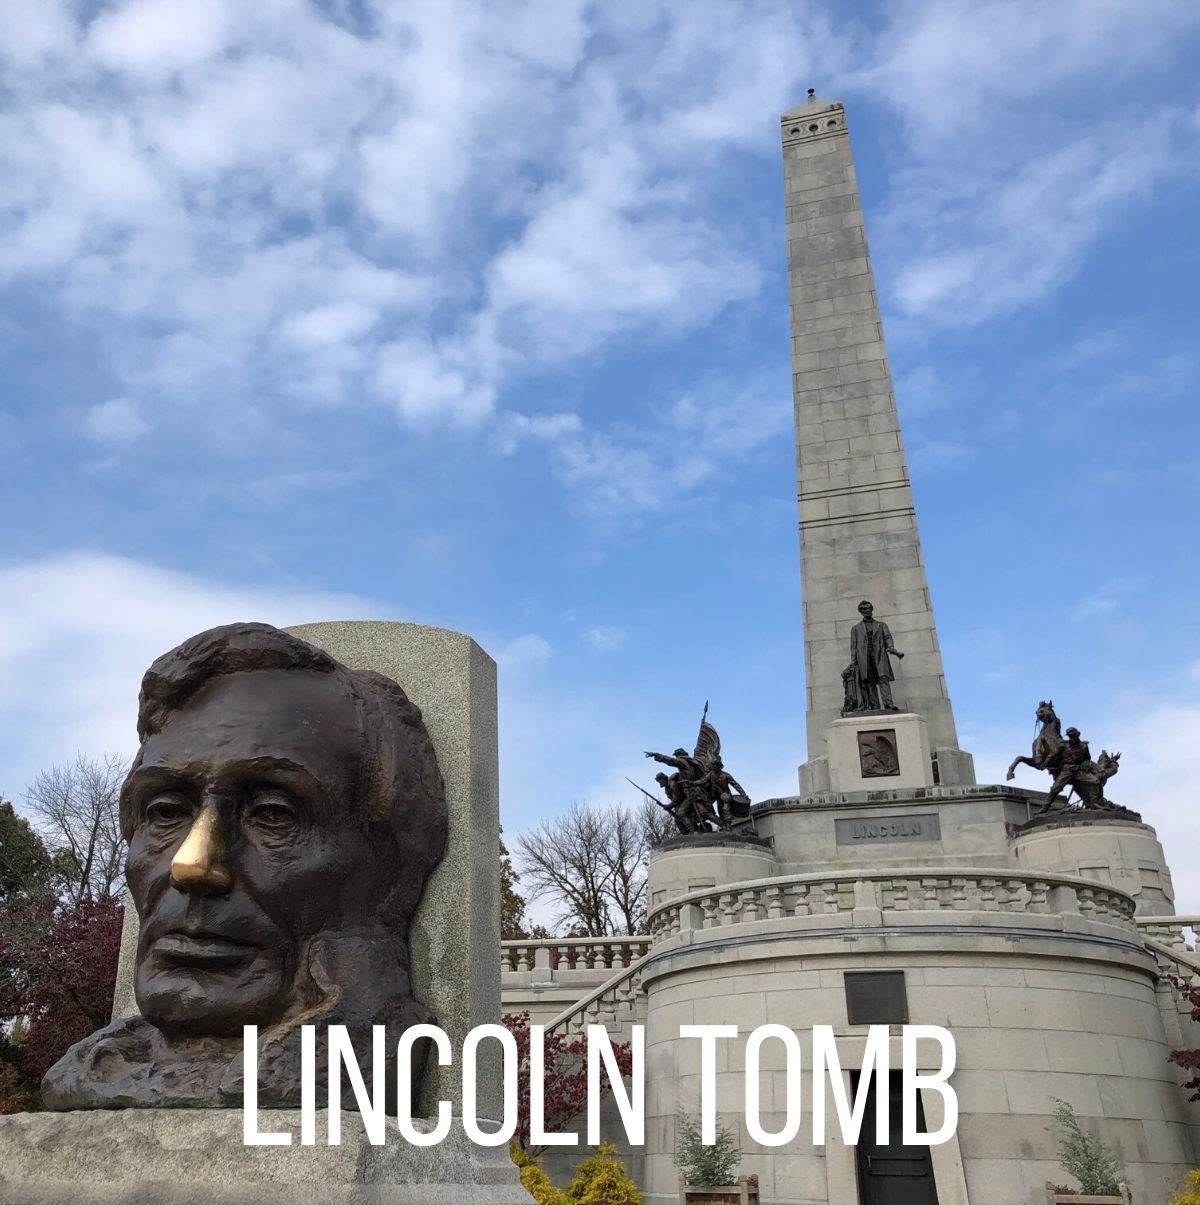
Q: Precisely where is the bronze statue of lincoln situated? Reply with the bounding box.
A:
[848,599,904,711]
[42,622,447,1110]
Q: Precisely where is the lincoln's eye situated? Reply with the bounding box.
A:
[146,793,194,828]
[244,790,301,834]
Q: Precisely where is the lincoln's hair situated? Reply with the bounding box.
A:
[121,621,447,930]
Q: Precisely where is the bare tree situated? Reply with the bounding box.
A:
[516,798,672,936]
[637,794,676,851]
[24,753,129,904]
[602,805,651,935]
[515,803,614,936]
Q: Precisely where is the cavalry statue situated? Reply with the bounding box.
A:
[1006,700,1121,812]
[630,705,752,835]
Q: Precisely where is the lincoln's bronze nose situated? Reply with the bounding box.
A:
[169,805,232,894]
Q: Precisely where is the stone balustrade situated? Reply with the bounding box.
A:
[1134,915,1200,989]
[538,869,1146,1039]
[543,961,646,1036]
[1134,915,1200,947]
[647,867,1138,941]
[501,936,651,974]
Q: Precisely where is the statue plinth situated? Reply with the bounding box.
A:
[1014,803,1144,833]
[0,1110,529,1205]
[825,711,934,793]
[0,1108,530,1205]
[1008,807,1174,916]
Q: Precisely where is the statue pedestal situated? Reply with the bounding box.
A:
[826,711,934,792]
[0,1109,530,1205]
[1009,810,1175,917]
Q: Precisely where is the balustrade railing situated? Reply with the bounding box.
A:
[1133,916,1200,988]
[1134,915,1200,946]
[538,871,1152,1038]
[647,867,1138,941]
[544,961,646,1036]
[501,936,651,974]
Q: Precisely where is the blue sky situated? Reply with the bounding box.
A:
[2,1,1199,905]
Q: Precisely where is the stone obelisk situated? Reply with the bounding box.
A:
[781,93,974,793]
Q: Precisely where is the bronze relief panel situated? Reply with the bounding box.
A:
[857,728,900,778]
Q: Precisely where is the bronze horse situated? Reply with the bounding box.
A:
[1006,700,1064,780]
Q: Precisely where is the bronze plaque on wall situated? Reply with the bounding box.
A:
[857,728,900,777]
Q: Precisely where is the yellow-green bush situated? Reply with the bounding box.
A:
[1170,1169,1200,1205]
[510,1143,566,1205]
[563,1143,641,1204]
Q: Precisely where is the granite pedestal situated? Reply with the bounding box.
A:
[0,1110,528,1205]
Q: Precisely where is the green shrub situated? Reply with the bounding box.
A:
[674,1116,741,1188]
[563,1143,641,1204]
[510,1142,566,1205]
[1169,1169,1200,1205]
[1052,1099,1128,1197]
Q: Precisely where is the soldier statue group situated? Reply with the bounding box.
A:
[632,705,752,834]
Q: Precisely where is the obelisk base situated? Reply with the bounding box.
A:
[800,717,975,796]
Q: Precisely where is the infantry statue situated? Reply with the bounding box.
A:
[630,705,751,835]
[1006,699,1122,812]
[841,599,904,713]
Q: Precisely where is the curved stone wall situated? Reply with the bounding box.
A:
[640,868,1197,1205]
[1009,816,1175,917]
[647,835,778,916]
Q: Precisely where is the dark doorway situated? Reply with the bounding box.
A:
[852,1070,939,1205]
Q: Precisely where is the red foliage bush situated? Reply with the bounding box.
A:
[503,1010,633,1152]
[1170,974,1200,1102]
[0,893,123,1108]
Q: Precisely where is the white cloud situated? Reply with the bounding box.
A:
[0,0,1195,494]
[1070,575,1150,622]
[1104,704,1200,913]
[0,551,386,798]
[496,633,553,671]
[849,0,1200,146]
[85,398,149,443]
[841,1,1200,326]
[502,374,791,516]
[907,438,973,472]
[0,0,822,433]
[880,116,1190,325]
[586,626,628,652]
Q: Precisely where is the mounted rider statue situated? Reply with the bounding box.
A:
[1007,700,1121,812]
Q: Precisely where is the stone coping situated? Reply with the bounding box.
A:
[638,920,1157,989]
[750,782,1045,814]
[1013,806,1146,833]
[652,832,774,855]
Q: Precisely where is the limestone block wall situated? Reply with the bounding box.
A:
[1010,817,1176,916]
[641,926,1197,1205]
[646,835,779,913]
[750,785,1039,877]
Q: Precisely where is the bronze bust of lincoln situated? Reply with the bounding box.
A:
[42,622,447,1110]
